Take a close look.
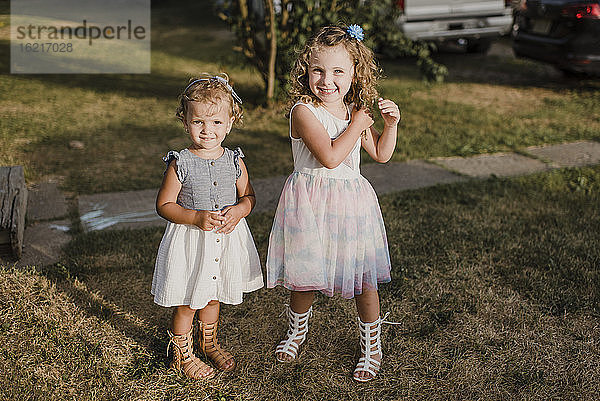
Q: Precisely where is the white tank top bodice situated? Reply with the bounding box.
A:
[290,102,361,179]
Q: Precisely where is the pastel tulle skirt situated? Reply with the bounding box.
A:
[266,172,391,298]
[152,218,263,310]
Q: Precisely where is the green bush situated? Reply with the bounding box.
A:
[216,0,447,102]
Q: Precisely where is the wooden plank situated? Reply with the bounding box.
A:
[0,166,28,259]
[0,243,10,256]
[0,230,9,245]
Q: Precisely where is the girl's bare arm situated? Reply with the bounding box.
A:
[362,98,400,163]
[292,105,373,169]
[216,158,255,234]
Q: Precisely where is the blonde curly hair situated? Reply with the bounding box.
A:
[176,73,243,124]
[289,25,380,111]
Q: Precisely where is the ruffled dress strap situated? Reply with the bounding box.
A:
[162,150,180,166]
[162,150,186,182]
[232,147,245,179]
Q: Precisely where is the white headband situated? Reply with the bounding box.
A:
[183,76,243,104]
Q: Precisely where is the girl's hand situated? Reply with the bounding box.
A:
[193,210,225,231]
[377,98,401,127]
[215,205,244,234]
[351,107,374,132]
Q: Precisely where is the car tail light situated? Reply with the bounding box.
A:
[396,0,405,12]
[561,4,600,19]
[515,0,527,11]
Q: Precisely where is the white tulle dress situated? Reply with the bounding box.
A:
[266,103,391,298]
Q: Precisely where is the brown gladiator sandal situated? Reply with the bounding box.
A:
[167,329,215,379]
[198,320,235,372]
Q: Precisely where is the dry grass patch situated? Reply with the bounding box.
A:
[410,83,564,115]
[3,2,600,193]
[2,166,599,400]
[0,266,148,399]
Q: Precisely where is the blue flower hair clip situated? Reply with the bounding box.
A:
[346,24,364,41]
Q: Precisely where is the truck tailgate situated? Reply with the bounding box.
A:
[404,0,507,19]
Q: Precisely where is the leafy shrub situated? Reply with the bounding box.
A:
[216,0,447,102]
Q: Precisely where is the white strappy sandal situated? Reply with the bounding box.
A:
[353,312,400,382]
[275,304,313,362]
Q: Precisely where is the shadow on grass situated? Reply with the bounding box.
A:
[379,36,600,93]
[44,226,168,377]
[46,209,277,380]
[40,216,283,391]
[382,167,600,323]
[0,45,266,108]
[0,0,268,104]
[26,122,181,193]
[1,59,186,101]
[20,166,599,399]
[52,167,600,352]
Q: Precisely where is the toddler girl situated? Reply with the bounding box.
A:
[266,25,401,382]
[152,75,263,379]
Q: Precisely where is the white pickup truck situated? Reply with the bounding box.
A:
[396,0,514,53]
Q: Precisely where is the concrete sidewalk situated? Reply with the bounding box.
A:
[4,140,600,268]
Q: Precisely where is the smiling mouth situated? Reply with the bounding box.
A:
[318,88,337,95]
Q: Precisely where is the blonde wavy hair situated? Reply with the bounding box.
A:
[176,73,243,125]
[289,25,380,111]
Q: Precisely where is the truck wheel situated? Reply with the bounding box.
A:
[466,39,492,54]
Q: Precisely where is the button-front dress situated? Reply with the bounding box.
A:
[266,103,391,298]
[152,147,263,310]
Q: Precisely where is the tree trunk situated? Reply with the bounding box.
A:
[0,166,27,259]
[265,0,277,103]
[281,0,290,40]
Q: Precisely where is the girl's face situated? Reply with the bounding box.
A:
[308,44,354,108]
[183,100,234,152]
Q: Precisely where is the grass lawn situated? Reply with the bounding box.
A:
[1,1,600,194]
[1,165,599,400]
[1,0,600,400]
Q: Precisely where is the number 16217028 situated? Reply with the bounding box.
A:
[20,43,73,52]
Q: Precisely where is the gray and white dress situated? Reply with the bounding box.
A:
[152,147,263,310]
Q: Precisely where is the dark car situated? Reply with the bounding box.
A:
[512,0,600,75]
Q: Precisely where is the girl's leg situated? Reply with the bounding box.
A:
[276,290,315,362]
[290,290,315,314]
[196,300,220,324]
[354,290,381,382]
[169,305,214,379]
[355,289,380,323]
[197,300,235,371]
[171,305,197,334]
